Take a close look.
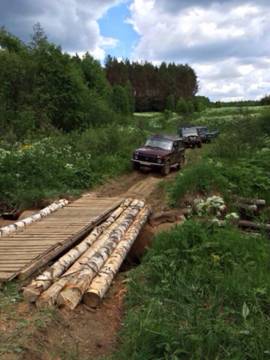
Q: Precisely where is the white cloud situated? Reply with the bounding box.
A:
[128,0,270,100]
[0,0,123,61]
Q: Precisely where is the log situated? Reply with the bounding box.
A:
[83,206,151,308]
[0,199,68,237]
[36,199,144,308]
[232,196,266,207]
[23,199,132,302]
[56,200,145,310]
[236,203,258,212]
[238,220,270,232]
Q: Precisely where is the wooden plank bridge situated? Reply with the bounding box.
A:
[0,196,123,282]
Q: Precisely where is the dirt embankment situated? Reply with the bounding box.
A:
[0,169,186,360]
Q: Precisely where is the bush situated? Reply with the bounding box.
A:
[168,160,228,206]
[0,124,146,210]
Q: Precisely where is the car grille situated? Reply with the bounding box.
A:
[138,154,157,163]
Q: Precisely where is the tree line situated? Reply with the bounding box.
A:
[0,25,136,141]
[105,56,198,112]
[2,24,239,142]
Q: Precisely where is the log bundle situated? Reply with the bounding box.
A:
[0,199,68,237]
[23,198,150,310]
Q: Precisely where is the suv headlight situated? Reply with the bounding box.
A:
[157,156,162,164]
[134,152,139,160]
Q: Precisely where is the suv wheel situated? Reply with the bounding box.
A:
[161,162,170,176]
[133,162,140,171]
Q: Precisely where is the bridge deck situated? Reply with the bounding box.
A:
[0,196,122,282]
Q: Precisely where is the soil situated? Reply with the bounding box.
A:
[0,168,185,360]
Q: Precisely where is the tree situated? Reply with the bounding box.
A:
[186,100,195,114]
[112,85,130,114]
[176,98,189,115]
[261,95,270,106]
[165,94,175,111]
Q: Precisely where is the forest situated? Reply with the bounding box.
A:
[0,25,199,142]
[105,56,198,111]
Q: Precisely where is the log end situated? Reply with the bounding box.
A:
[36,296,55,310]
[83,291,100,309]
[23,287,42,303]
[57,287,82,310]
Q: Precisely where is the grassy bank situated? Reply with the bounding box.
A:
[113,222,270,359]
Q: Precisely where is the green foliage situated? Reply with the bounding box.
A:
[261,95,270,106]
[114,222,270,359]
[171,107,270,204]
[193,96,210,112]
[168,160,228,206]
[0,25,124,138]
[176,98,189,115]
[112,84,132,115]
[0,124,146,209]
[105,57,198,112]
[165,94,176,112]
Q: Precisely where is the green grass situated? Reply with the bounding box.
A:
[112,222,270,360]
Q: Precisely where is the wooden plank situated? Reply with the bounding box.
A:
[18,199,122,280]
[0,255,39,259]
[0,197,123,282]
[0,242,64,246]
[0,272,15,281]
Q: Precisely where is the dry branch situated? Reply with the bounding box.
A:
[83,205,151,308]
[23,199,131,303]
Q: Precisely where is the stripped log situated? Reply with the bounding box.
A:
[232,196,266,207]
[36,199,144,308]
[83,205,150,308]
[0,199,68,237]
[56,200,145,309]
[23,199,131,303]
[236,203,258,212]
[238,220,270,232]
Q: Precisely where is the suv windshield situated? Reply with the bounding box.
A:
[182,128,198,136]
[145,138,173,151]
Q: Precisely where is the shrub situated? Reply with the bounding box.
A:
[168,160,228,206]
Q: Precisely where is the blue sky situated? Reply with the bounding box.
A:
[98,1,138,60]
[0,0,270,101]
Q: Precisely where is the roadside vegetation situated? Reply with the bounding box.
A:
[0,26,187,212]
[112,108,270,359]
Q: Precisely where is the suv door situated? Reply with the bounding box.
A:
[171,141,179,164]
[174,140,185,166]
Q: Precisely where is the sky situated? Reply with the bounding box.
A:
[0,0,270,101]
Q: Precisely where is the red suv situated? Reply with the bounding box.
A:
[132,134,185,176]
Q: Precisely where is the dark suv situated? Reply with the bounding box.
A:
[132,134,185,176]
[179,127,202,148]
[196,126,219,143]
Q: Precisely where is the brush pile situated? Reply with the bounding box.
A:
[193,195,269,233]
[23,198,151,310]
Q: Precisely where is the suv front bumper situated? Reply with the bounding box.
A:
[131,159,164,167]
